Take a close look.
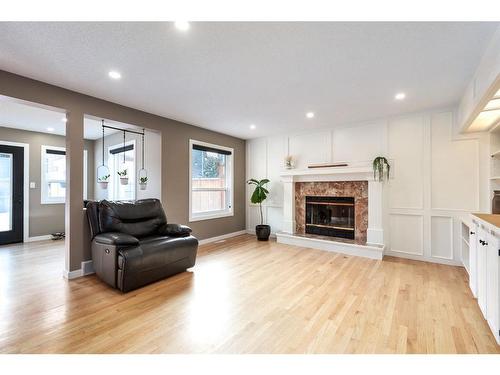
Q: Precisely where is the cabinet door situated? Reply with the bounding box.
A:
[469,223,478,297]
[486,232,500,344]
[477,227,488,317]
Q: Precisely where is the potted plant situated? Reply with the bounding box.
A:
[98,174,110,189]
[139,176,148,190]
[247,178,271,241]
[373,156,391,182]
[117,169,129,185]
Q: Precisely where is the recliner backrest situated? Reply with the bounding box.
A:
[98,199,167,238]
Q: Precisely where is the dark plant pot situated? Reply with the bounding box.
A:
[255,225,271,241]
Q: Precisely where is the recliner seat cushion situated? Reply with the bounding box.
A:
[99,199,167,238]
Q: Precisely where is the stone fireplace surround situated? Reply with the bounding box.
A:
[276,166,385,260]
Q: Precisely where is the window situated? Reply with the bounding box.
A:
[40,146,88,204]
[189,139,233,221]
[108,141,136,201]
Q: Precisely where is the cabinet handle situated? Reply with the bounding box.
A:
[470,231,475,235]
[479,240,485,246]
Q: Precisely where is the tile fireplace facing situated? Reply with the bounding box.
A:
[295,181,368,243]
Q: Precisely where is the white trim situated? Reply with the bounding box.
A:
[62,268,83,280]
[198,230,247,245]
[0,140,29,243]
[26,234,53,242]
[189,139,234,222]
[384,249,461,266]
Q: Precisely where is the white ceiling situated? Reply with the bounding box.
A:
[0,22,498,139]
[0,98,139,139]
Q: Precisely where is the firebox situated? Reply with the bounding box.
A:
[305,196,355,239]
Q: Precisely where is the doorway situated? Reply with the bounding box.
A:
[0,144,24,245]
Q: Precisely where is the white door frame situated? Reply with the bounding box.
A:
[0,140,30,243]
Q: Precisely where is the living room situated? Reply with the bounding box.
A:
[1,1,500,373]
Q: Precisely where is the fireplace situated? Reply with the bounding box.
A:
[305,196,355,239]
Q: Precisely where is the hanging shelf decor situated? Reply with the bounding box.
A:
[138,129,148,190]
[97,120,110,190]
[117,130,129,185]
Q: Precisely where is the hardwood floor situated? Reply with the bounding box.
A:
[0,234,498,354]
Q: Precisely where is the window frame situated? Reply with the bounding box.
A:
[40,145,89,205]
[189,139,234,222]
[107,140,136,201]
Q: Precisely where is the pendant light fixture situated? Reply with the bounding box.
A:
[138,128,148,190]
[118,130,129,185]
[97,120,110,190]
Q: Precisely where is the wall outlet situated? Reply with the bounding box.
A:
[29,182,36,189]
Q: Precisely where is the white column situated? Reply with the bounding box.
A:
[282,176,295,233]
[367,180,384,245]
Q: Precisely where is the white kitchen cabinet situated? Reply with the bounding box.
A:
[469,222,478,297]
[486,231,500,344]
[477,226,489,317]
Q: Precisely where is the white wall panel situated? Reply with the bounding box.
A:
[431,216,453,260]
[289,130,332,169]
[389,214,424,255]
[333,121,386,163]
[266,135,286,206]
[267,207,283,233]
[431,112,478,211]
[388,115,425,209]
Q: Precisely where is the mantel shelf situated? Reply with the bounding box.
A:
[280,166,373,177]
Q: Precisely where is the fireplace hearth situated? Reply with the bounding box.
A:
[305,196,355,239]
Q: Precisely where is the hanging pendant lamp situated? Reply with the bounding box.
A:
[138,128,148,190]
[97,120,110,190]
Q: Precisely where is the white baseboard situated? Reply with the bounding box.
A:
[198,230,248,245]
[26,234,53,242]
[384,250,461,266]
[63,268,83,280]
[245,229,277,238]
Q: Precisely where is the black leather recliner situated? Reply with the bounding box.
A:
[86,199,198,292]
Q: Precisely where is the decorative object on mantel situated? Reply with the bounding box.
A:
[247,178,271,241]
[372,156,391,182]
[308,162,349,169]
[284,155,294,169]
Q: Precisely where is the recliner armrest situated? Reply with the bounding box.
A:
[161,224,192,237]
[94,232,140,246]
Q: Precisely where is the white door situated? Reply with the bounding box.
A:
[469,223,478,297]
[477,227,488,317]
[486,232,500,344]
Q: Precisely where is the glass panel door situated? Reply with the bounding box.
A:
[0,152,13,232]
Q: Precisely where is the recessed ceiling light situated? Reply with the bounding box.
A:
[250,124,256,130]
[306,112,315,119]
[108,71,121,80]
[395,92,406,100]
[174,21,190,31]
[47,127,55,132]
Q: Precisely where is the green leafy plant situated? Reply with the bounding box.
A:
[139,176,148,184]
[373,156,390,182]
[117,169,128,177]
[98,174,110,182]
[247,178,270,225]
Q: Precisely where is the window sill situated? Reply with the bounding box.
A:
[189,210,234,222]
[41,200,65,205]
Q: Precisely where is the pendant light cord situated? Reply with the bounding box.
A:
[142,129,145,169]
[123,130,126,164]
[101,120,105,165]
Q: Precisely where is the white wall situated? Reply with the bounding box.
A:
[93,129,161,201]
[246,108,490,265]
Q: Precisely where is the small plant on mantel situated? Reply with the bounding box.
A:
[373,156,391,182]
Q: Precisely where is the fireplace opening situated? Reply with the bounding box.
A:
[305,196,355,239]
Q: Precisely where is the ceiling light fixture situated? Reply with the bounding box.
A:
[108,71,122,80]
[395,92,406,100]
[306,112,315,119]
[250,124,256,130]
[174,21,190,31]
[47,127,55,132]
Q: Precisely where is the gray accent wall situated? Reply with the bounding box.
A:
[0,126,94,237]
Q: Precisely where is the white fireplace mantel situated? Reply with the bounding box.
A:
[277,166,386,259]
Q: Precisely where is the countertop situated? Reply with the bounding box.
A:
[472,213,500,229]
